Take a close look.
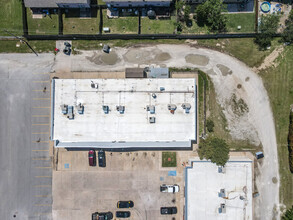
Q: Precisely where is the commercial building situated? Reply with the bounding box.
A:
[51,78,197,149]
[185,158,253,220]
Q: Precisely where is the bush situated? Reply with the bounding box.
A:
[282,206,293,220]
[206,119,215,132]
[198,137,229,166]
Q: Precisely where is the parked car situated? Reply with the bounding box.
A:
[98,150,106,167]
[92,211,113,220]
[160,207,177,215]
[63,46,71,55]
[117,201,134,208]
[255,151,264,159]
[103,44,110,53]
[116,211,130,218]
[160,184,180,193]
[88,150,96,166]
[64,41,71,47]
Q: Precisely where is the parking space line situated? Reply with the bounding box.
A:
[34,204,52,207]
[32,107,50,109]
[32,141,50,143]
[34,195,51,197]
[33,98,50,100]
[32,124,49,126]
[32,132,49,134]
[35,167,52,169]
[32,90,51,92]
[32,115,50,117]
[33,81,50,83]
[32,150,49,152]
[35,176,52,178]
[33,73,49,75]
[34,185,51,187]
[32,158,50,160]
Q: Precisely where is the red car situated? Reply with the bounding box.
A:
[89,150,96,166]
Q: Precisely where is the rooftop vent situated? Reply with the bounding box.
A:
[90,81,98,89]
[168,104,177,114]
[218,189,226,198]
[218,204,226,214]
[67,106,74,120]
[147,105,155,114]
[160,87,165,91]
[218,166,226,174]
[61,104,68,114]
[149,117,156,123]
[152,93,157,99]
[182,103,191,114]
[103,105,109,114]
[116,105,125,114]
[77,103,84,114]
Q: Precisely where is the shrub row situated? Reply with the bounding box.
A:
[289,110,293,173]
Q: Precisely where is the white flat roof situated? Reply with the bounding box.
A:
[186,158,253,220]
[52,78,196,148]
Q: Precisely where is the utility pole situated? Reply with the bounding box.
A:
[3,29,38,56]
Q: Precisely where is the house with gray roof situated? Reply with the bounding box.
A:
[24,0,90,9]
[103,0,171,8]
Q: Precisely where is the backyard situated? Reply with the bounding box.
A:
[226,13,255,33]
[0,0,22,36]
[141,17,176,34]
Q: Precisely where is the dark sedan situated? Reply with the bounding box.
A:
[160,207,177,215]
[116,211,130,218]
[117,201,134,208]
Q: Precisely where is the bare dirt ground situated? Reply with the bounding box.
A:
[52,44,280,220]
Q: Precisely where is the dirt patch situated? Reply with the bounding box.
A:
[228,93,249,117]
[255,46,284,72]
[237,84,242,89]
[155,52,171,61]
[100,52,119,65]
[185,54,209,66]
[85,52,103,65]
[245,77,250,82]
[123,50,152,64]
[206,68,216,75]
[216,64,233,76]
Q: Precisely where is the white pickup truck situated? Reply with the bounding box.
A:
[160,184,180,193]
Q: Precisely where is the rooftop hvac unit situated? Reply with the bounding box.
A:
[182,103,191,114]
[61,104,68,114]
[90,81,98,89]
[149,117,156,123]
[168,104,177,114]
[160,87,165,91]
[152,93,157,99]
[218,204,226,214]
[77,103,84,114]
[67,106,74,120]
[218,189,226,198]
[116,105,125,114]
[147,105,155,114]
[218,166,226,174]
[103,105,109,114]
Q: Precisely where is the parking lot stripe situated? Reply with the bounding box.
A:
[32,124,49,126]
[33,81,50,83]
[35,176,52,178]
[32,150,49,152]
[32,107,50,109]
[32,132,49,134]
[32,141,50,143]
[33,98,50,100]
[33,73,49,75]
[32,115,50,117]
[34,204,52,207]
[32,90,50,92]
[35,167,52,169]
[34,195,51,198]
[32,158,50,160]
[34,185,51,187]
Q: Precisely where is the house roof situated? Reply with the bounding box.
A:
[24,0,89,8]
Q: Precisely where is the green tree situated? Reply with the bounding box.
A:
[282,206,293,220]
[206,119,215,132]
[255,14,280,49]
[198,137,229,166]
[282,9,293,43]
[184,5,191,22]
[195,0,227,32]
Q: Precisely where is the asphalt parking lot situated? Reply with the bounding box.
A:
[0,54,54,220]
[53,150,192,220]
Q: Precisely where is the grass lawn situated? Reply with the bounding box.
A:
[103,11,139,34]
[181,21,209,34]
[63,13,100,34]
[259,46,293,208]
[0,0,23,36]
[27,10,58,35]
[0,40,55,53]
[141,17,176,34]
[162,152,177,167]
[226,13,255,33]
